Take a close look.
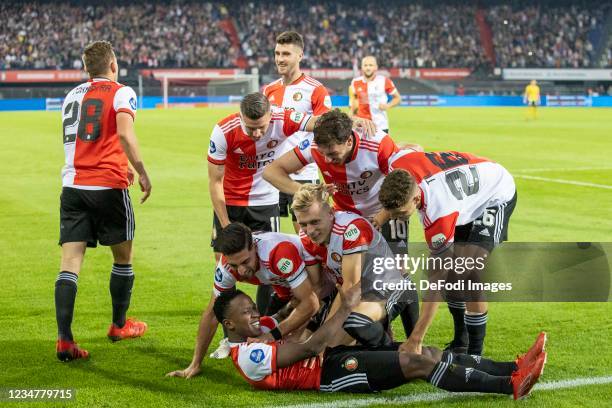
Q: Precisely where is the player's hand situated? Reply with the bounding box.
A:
[399,336,423,354]
[166,362,202,379]
[371,209,390,231]
[399,143,423,153]
[302,354,323,369]
[323,183,338,196]
[138,173,152,204]
[338,283,361,310]
[379,103,389,111]
[351,117,376,138]
[127,167,135,186]
[247,332,274,344]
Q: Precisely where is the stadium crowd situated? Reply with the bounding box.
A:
[0,1,609,71]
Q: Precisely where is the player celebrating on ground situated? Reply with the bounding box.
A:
[349,56,401,133]
[291,183,418,348]
[379,150,517,356]
[523,80,541,120]
[166,223,319,379]
[263,31,332,233]
[56,41,152,361]
[213,286,547,399]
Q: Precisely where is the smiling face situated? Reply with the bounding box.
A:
[224,245,259,281]
[274,43,303,78]
[388,189,421,221]
[316,136,354,165]
[223,294,262,339]
[294,201,334,245]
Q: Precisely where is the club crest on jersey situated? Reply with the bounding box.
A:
[343,357,358,371]
[344,224,361,242]
[249,349,265,364]
[292,92,303,102]
[360,170,373,179]
[267,139,279,149]
[289,111,304,123]
[276,258,294,275]
[331,252,342,263]
[431,233,447,249]
[129,97,137,110]
[299,139,310,150]
[209,140,216,153]
[214,267,223,283]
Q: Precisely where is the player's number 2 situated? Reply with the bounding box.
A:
[62,99,104,143]
[444,166,480,201]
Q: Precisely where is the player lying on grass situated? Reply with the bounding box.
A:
[213,285,547,399]
[166,223,320,379]
[379,150,517,356]
[291,183,418,348]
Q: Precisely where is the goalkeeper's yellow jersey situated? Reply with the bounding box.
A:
[524,84,540,102]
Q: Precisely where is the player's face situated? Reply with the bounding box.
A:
[225,245,259,281]
[318,138,353,165]
[274,43,303,76]
[295,202,334,245]
[241,111,271,141]
[389,191,420,220]
[225,295,262,338]
[361,57,378,79]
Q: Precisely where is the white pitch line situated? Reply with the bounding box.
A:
[515,167,612,173]
[515,174,612,190]
[278,375,612,408]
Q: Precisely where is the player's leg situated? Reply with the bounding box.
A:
[342,301,394,348]
[57,242,87,342]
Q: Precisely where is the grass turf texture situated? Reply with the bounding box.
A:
[0,107,610,407]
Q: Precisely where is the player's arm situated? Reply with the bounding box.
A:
[275,283,360,368]
[385,90,402,110]
[263,150,307,195]
[208,161,230,228]
[275,279,319,339]
[116,112,151,203]
[348,85,358,116]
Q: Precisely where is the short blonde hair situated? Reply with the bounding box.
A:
[291,183,331,213]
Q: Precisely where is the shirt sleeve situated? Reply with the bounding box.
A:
[311,85,332,115]
[292,137,315,166]
[342,218,375,255]
[213,258,237,296]
[384,77,398,95]
[424,212,459,254]
[377,134,400,175]
[114,86,137,120]
[236,342,276,381]
[282,109,312,136]
[268,241,308,289]
[207,124,228,165]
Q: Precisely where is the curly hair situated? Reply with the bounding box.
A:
[313,109,353,147]
[379,169,417,210]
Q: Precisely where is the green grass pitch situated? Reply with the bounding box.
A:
[0,107,610,407]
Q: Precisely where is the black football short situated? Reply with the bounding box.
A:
[59,187,135,248]
[380,218,409,255]
[279,179,320,220]
[320,344,405,392]
[454,191,517,252]
[211,204,280,249]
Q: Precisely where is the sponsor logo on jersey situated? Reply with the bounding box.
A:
[214,267,223,283]
[289,111,304,124]
[299,139,310,150]
[267,140,279,149]
[323,95,332,109]
[343,357,358,371]
[209,140,216,154]
[360,170,373,179]
[293,92,303,102]
[276,258,294,275]
[344,224,361,242]
[129,97,137,110]
[249,349,265,364]
[331,252,342,263]
[431,233,447,249]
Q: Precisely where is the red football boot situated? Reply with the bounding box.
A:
[107,318,148,342]
[56,339,89,362]
[516,332,547,371]
[511,352,547,400]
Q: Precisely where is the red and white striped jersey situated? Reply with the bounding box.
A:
[61,78,137,189]
[350,74,398,131]
[263,73,331,181]
[388,150,516,252]
[213,232,314,300]
[229,341,321,390]
[208,106,311,206]
[293,130,399,217]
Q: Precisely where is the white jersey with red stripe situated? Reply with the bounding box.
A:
[388,150,516,252]
[293,130,399,217]
[61,78,137,189]
[213,232,314,300]
[229,341,321,390]
[207,106,311,206]
[350,74,397,131]
[263,74,331,181]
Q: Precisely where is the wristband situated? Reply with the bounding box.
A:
[270,327,283,341]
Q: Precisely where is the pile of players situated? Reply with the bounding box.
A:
[55,33,546,400]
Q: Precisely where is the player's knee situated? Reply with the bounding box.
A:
[398,352,437,380]
[111,241,133,264]
[342,312,392,348]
